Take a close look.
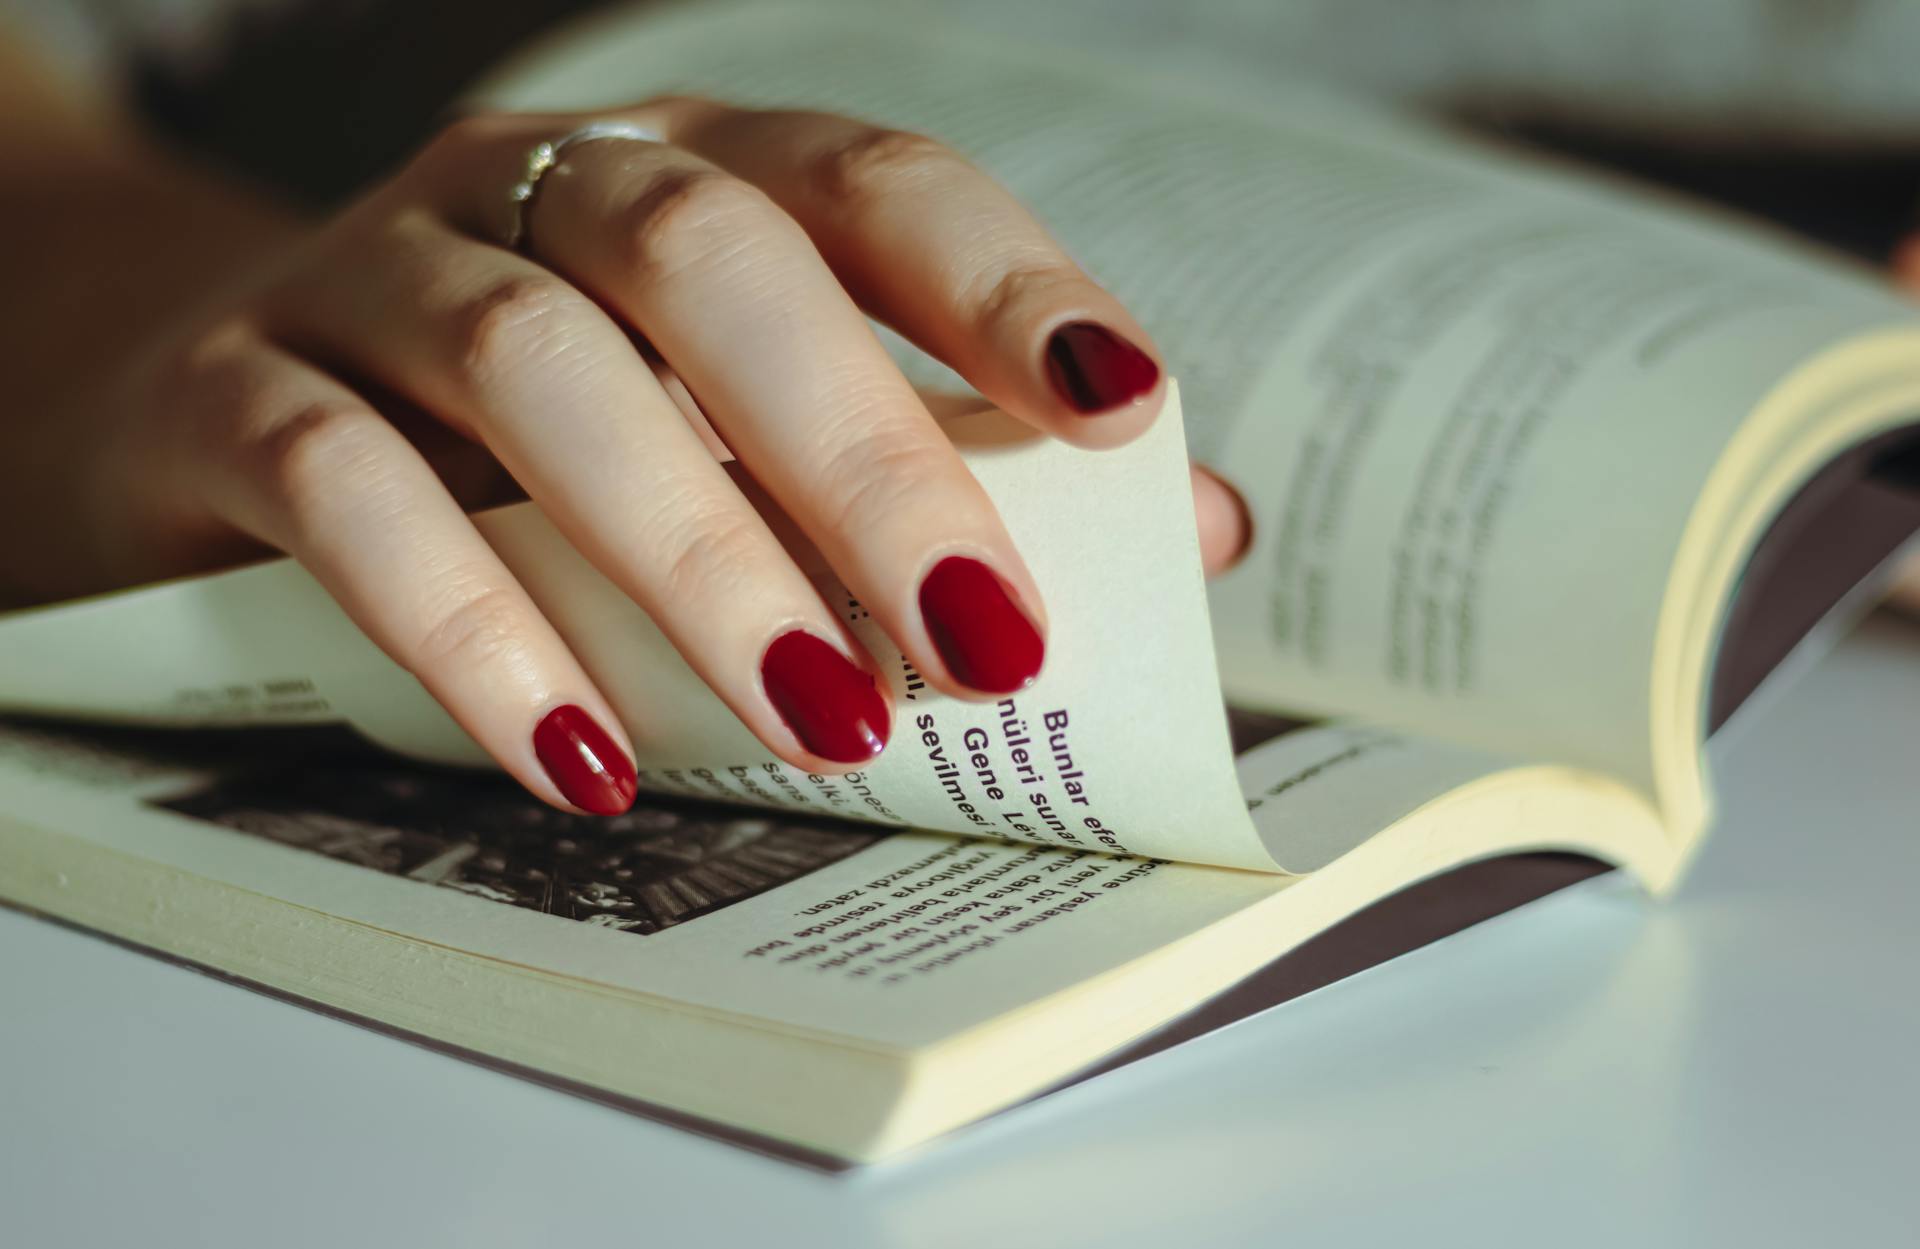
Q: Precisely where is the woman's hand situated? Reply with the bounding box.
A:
[7,93,1248,815]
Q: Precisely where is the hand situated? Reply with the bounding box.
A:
[19,96,1248,815]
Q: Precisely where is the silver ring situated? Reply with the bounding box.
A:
[504,120,663,251]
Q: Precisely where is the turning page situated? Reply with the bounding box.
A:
[480,0,1920,834]
[0,389,1302,870]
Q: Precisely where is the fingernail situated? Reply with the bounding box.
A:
[761,630,891,763]
[1044,321,1161,414]
[918,556,1046,693]
[533,704,638,815]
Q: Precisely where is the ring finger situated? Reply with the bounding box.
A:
[427,114,1051,700]
[268,215,894,770]
[182,336,640,815]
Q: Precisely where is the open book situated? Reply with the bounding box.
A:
[5,0,1920,1163]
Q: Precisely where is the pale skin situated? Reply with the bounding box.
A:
[0,34,1252,815]
[7,35,1914,816]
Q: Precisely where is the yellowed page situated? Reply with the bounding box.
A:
[8,0,1908,876]
[0,388,1293,871]
[0,685,1646,1061]
[477,0,1920,830]
[1210,207,1920,824]
[0,716,1272,1051]
[0,662,1674,1165]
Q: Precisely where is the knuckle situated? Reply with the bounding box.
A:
[652,497,769,603]
[816,422,957,535]
[245,402,390,514]
[451,274,596,382]
[410,582,533,674]
[151,323,247,417]
[631,92,712,120]
[969,260,1084,337]
[416,112,507,171]
[617,166,772,281]
[810,127,955,205]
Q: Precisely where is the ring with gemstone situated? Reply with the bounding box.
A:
[503,120,663,251]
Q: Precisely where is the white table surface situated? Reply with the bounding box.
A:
[4,616,1917,1249]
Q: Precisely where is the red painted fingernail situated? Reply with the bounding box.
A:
[918,556,1045,693]
[533,705,637,816]
[761,630,891,763]
[1044,321,1160,414]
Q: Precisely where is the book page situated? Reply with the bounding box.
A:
[9,1,1908,866]
[478,0,1436,465]
[0,685,1672,1157]
[0,703,1575,1056]
[479,0,1920,818]
[0,719,1280,1052]
[0,388,1296,872]
[1208,194,1920,814]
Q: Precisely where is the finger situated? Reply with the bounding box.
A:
[1891,232,1920,296]
[267,213,893,768]
[658,98,1166,448]
[427,115,1049,699]
[1192,463,1253,578]
[1891,550,1920,618]
[180,336,638,815]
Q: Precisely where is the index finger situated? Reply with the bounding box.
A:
[654,97,1167,449]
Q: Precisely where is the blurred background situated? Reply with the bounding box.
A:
[9,0,1920,264]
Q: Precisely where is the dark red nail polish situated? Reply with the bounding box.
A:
[1044,321,1161,414]
[918,556,1045,694]
[760,631,891,763]
[533,704,637,816]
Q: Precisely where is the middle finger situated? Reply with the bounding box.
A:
[270,216,894,770]
[438,120,1049,699]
